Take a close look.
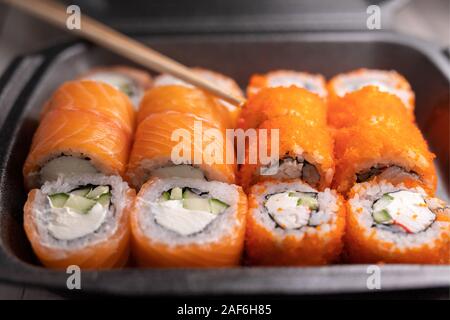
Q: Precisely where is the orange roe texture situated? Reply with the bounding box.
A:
[332,120,436,194]
[245,182,346,266]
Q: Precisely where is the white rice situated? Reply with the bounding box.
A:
[349,181,448,249]
[135,177,243,246]
[249,180,340,240]
[30,174,131,249]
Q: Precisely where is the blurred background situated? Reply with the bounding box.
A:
[0,0,449,74]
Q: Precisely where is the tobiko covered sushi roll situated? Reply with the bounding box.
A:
[327,68,414,112]
[245,180,345,266]
[345,180,450,264]
[247,70,327,99]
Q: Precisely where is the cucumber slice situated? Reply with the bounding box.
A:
[86,186,110,200]
[170,187,183,200]
[183,189,202,199]
[209,198,229,215]
[291,192,319,210]
[383,194,395,201]
[160,191,170,201]
[48,193,69,208]
[373,193,394,212]
[70,187,91,197]
[97,192,112,207]
[64,194,97,214]
[297,196,319,210]
[183,198,211,212]
[373,209,393,224]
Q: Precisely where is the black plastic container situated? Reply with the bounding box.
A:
[0,32,449,296]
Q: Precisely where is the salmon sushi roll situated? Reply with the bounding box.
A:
[154,68,244,127]
[79,65,152,108]
[246,70,327,99]
[239,115,334,191]
[333,120,437,194]
[23,108,133,190]
[245,180,345,266]
[130,177,247,267]
[24,174,134,269]
[41,80,136,135]
[127,112,236,189]
[238,86,327,130]
[137,85,230,129]
[328,86,415,128]
[328,68,414,112]
[345,180,450,264]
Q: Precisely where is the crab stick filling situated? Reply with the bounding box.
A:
[264,191,319,230]
[371,190,436,233]
[261,156,320,187]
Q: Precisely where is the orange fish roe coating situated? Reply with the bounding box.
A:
[238,115,334,191]
[327,68,415,112]
[246,70,327,99]
[245,181,346,266]
[237,87,327,130]
[333,120,436,195]
[345,184,450,264]
[328,86,415,128]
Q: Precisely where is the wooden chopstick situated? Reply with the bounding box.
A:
[3,0,246,107]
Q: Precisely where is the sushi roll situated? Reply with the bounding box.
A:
[137,85,231,129]
[238,86,327,130]
[245,180,345,266]
[345,180,450,264]
[154,68,244,127]
[24,174,134,269]
[328,86,415,128]
[78,66,152,108]
[127,112,236,189]
[130,177,247,267]
[246,70,327,99]
[333,119,436,194]
[327,68,414,112]
[24,80,135,190]
[41,80,135,135]
[239,115,334,191]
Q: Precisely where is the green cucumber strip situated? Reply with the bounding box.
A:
[373,209,393,224]
[120,83,133,96]
[48,193,69,208]
[297,197,319,210]
[86,186,110,200]
[70,187,92,197]
[209,198,229,215]
[182,189,202,199]
[64,194,97,214]
[183,198,211,212]
[161,191,170,201]
[170,187,183,200]
[97,192,112,207]
[382,193,395,201]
